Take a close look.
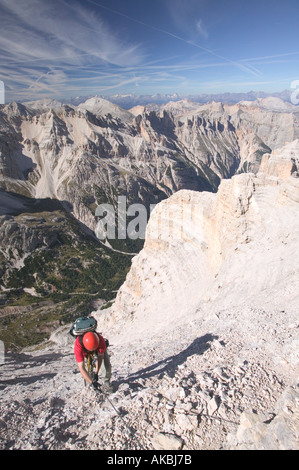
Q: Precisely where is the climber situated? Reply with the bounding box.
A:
[74,330,112,391]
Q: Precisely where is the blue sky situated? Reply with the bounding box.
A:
[0,0,299,102]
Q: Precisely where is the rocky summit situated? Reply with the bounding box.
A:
[0,119,298,450]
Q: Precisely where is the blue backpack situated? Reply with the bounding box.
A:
[69,316,97,337]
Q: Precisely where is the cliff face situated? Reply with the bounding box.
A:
[259,139,299,181]
[105,140,299,337]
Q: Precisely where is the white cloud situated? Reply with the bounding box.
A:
[0,0,143,67]
[196,19,209,39]
[0,0,145,100]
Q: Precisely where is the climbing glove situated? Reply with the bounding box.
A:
[91,380,101,391]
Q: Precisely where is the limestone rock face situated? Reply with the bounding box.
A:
[259,139,299,179]
[107,140,299,338]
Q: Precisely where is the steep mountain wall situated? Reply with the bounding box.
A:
[101,140,299,341]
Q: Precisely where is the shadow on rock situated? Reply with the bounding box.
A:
[0,373,57,389]
[115,333,218,390]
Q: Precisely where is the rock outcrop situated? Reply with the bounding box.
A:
[227,382,299,450]
[259,139,299,180]
[105,140,299,341]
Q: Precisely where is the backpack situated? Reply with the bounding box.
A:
[69,316,97,337]
[69,316,109,349]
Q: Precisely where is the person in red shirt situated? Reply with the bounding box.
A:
[74,331,112,391]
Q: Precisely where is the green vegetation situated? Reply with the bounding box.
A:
[0,207,133,350]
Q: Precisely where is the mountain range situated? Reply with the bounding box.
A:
[63,89,295,109]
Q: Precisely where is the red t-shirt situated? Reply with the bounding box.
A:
[74,333,107,363]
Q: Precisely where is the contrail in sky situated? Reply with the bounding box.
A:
[82,0,262,77]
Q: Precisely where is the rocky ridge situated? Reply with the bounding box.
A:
[105,140,299,334]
